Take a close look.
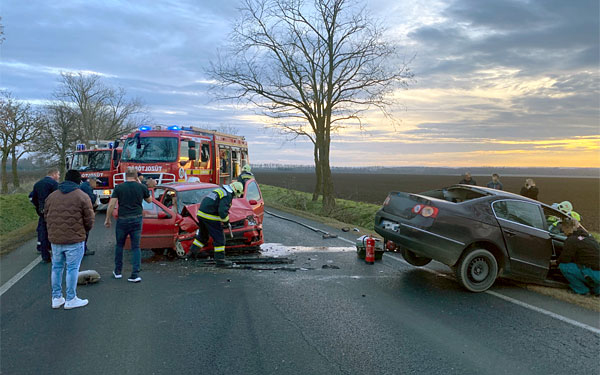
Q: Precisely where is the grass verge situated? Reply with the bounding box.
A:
[261,184,380,231]
[0,194,39,255]
[262,184,600,310]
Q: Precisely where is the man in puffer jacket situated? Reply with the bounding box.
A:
[45,170,95,310]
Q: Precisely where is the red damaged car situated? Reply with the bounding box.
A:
[120,179,264,257]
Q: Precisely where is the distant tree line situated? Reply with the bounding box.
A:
[0,73,148,194]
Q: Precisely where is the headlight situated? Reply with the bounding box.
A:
[246,215,257,226]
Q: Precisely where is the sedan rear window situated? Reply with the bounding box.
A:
[493,200,545,230]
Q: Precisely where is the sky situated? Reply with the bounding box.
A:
[1,0,599,168]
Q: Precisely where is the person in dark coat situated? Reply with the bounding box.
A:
[486,173,503,190]
[552,218,600,295]
[80,177,98,256]
[29,168,60,262]
[520,178,539,200]
[459,172,477,185]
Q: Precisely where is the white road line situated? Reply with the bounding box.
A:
[0,256,41,297]
[384,253,600,335]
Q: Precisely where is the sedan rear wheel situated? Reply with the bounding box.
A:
[455,248,498,292]
[401,249,432,267]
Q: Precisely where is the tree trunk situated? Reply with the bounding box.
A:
[312,142,322,201]
[58,149,67,178]
[11,148,20,189]
[1,154,8,194]
[319,138,335,214]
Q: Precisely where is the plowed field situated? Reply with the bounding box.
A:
[255,171,600,232]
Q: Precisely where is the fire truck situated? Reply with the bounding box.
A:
[114,125,249,186]
[70,141,122,205]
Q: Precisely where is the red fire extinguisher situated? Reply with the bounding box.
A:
[365,235,375,265]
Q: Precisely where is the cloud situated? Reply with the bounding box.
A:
[1,0,598,167]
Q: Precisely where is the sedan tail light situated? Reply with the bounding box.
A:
[412,204,439,218]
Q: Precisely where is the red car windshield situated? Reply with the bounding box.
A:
[176,188,215,213]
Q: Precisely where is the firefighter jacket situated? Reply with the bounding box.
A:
[29,176,58,216]
[237,171,254,186]
[198,186,234,222]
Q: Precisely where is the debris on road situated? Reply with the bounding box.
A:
[322,264,340,269]
[77,270,101,285]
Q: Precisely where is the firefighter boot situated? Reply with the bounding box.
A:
[214,251,232,267]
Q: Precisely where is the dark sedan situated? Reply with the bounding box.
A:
[375,185,575,292]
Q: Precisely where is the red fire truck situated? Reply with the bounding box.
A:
[70,141,122,205]
[115,125,250,186]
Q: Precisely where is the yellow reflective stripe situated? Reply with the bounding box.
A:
[241,175,252,179]
[197,210,229,222]
[193,239,204,247]
[214,246,225,252]
[215,188,225,199]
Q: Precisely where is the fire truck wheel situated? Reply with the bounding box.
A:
[175,240,187,258]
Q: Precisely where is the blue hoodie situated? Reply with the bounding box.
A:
[58,180,80,194]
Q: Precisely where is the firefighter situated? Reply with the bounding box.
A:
[237,164,254,187]
[189,181,244,265]
[29,168,60,262]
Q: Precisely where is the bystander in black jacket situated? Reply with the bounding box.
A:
[30,176,59,216]
[520,186,539,200]
[459,178,477,185]
[558,229,600,270]
[80,181,97,207]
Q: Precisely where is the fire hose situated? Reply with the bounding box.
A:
[264,210,338,239]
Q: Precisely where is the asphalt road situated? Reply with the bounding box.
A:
[1,208,599,375]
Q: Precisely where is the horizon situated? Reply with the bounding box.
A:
[2,0,599,168]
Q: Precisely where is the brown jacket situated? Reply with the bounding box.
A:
[44,182,95,244]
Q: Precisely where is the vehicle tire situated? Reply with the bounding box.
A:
[174,240,187,259]
[455,248,498,292]
[401,249,432,266]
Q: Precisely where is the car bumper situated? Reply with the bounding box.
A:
[176,226,264,253]
[374,211,465,266]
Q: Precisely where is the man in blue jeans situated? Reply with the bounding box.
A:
[44,169,95,309]
[105,167,151,283]
[552,217,600,295]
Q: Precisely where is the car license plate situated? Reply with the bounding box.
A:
[381,220,400,232]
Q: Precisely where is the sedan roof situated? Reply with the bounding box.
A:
[453,184,542,204]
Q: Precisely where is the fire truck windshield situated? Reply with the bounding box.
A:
[121,137,178,163]
[72,150,112,171]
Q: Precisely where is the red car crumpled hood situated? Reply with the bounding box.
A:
[182,198,255,223]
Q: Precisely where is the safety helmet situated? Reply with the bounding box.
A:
[557,201,573,214]
[229,181,244,198]
[242,164,252,173]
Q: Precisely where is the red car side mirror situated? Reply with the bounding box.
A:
[249,199,258,205]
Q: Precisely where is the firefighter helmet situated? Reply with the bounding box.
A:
[242,164,252,173]
[557,201,573,214]
[230,181,244,198]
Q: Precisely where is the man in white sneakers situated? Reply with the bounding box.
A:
[45,169,95,309]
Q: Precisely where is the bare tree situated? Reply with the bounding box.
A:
[55,72,147,144]
[0,92,44,193]
[209,0,413,212]
[35,103,79,177]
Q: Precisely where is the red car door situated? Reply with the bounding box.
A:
[138,199,178,249]
[244,179,264,224]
